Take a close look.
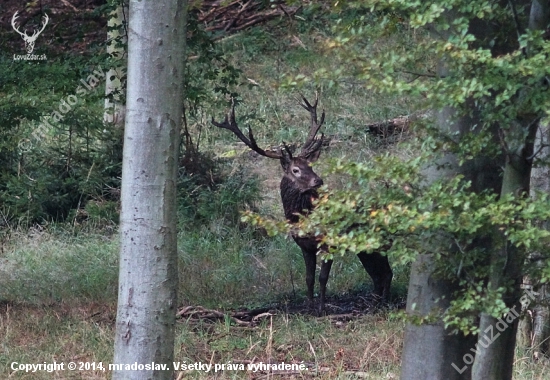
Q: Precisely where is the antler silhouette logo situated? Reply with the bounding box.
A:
[11,11,49,54]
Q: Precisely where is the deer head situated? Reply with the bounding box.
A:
[212,95,326,193]
[12,12,49,54]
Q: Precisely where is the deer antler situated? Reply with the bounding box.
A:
[212,100,283,159]
[11,12,49,38]
[11,12,26,37]
[32,13,49,38]
[298,93,325,158]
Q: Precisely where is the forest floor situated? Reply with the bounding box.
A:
[1,297,406,379]
[1,0,550,379]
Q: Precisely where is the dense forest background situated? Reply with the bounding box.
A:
[1,0,549,378]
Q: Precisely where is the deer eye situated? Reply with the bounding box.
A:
[292,168,300,175]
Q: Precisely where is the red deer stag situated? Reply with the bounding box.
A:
[212,96,393,314]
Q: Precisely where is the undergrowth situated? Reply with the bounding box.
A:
[1,3,548,380]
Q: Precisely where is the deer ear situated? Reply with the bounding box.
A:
[306,149,321,163]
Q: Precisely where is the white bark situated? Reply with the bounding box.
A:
[104,3,128,126]
[113,0,187,379]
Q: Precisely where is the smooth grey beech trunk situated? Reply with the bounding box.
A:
[523,1,550,364]
[112,1,187,379]
[470,124,537,380]
[521,122,550,359]
[400,7,505,376]
[400,102,501,380]
[471,2,550,379]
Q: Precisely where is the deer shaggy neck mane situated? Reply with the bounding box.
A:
[280,176,317,224]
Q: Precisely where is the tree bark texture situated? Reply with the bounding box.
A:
[471,2,550,378]
[112,1,187,379]
[401,101,502,380]
[104,2,128,126]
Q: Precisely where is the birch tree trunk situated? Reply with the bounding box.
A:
[104,1,128,126]
[112,0,187,379]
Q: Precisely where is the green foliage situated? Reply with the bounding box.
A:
[185,13,242,115]
[246,145,550,332]
[245,0,550,336]
[0,0,121,226]
[178,159,262,226]
[0,8,243,226]
[318,1,550,141]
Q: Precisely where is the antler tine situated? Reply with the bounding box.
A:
[298,93,325,157]
[11,12,25,37]
[35,13,49,36]
[300,133,324,157]
[211,101,282,159]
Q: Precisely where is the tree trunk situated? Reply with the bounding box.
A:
[400,100,502,380]
[525,0,550,362]
[529,121,550,359]
[532,285,550,359]
[401,255,478,380]
[104,2,128,126]
[517,122,550,359]
[471,123,537,380]
[471,2,550,378]
[112,0,187,379]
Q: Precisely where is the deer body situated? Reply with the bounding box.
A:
[213,95,393,314]
[279,153,392,313]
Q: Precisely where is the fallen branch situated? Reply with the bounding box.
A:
[176,305,274,327]
[192,0,299,34]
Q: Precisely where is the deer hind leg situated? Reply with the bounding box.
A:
[301,249,317,306]
[318,258,333,315]
[357,252,393,302]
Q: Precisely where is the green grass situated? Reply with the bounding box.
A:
[2,301,549,379]
[0,302,114,380]
[0,230,119,304]
[1,7,549,380]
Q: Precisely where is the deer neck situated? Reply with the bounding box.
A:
[280,176,318,224]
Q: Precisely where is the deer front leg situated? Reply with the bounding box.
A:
[301,249,316,306]
[318,258,333,315]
